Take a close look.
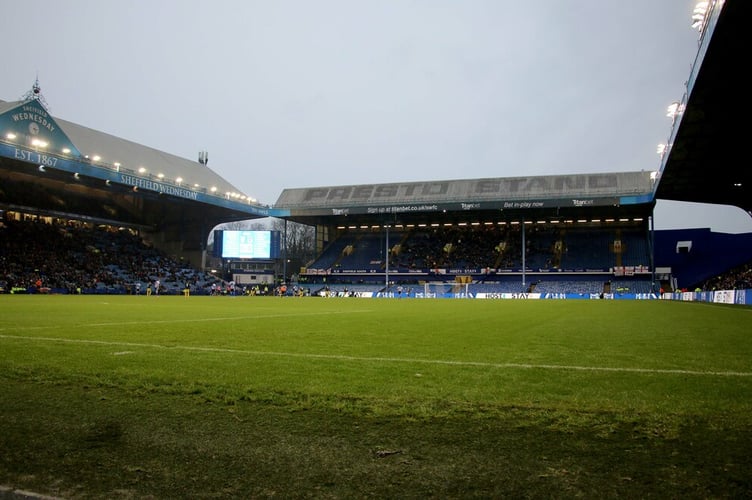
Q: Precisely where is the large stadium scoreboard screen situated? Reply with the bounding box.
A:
[213,230,281,259]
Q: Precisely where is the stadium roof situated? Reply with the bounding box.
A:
[655,0,752,215]
[0,98,275,229]
[275,0,752,227]
[274,171,656,226]
[0,98,254,204]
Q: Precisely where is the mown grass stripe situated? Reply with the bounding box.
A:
[1,334,749,378]
[0,309,373,330]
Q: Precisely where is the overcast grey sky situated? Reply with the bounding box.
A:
[2,1,750,232]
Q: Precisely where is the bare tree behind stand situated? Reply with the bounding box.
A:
[271,218,315,281]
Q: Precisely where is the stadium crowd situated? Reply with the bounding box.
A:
[699,260,752,291]
[0,215,222,294]
[2,214,749,296]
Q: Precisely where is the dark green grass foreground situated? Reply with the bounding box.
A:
[1,296,751,498]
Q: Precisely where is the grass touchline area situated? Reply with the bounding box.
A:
[2,333,751,378]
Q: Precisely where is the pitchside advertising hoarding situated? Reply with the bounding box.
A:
[467,292,658,300]
[671,289,752,305]
[339,291,659,299]
[340,290,749,302]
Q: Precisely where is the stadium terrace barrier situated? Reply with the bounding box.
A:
[661,289,752,306]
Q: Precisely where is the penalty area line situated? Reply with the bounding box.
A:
[1,334,751,378]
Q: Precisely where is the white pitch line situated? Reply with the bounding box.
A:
[1,334,750,378]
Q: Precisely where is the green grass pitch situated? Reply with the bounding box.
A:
[1,295,751,498]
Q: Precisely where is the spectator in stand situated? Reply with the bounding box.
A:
[699,260,752,291]
[0,217,218,295]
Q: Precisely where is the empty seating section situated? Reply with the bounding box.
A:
[610,279,654,294]
[559,228,613,269]
[619,228,650,267]
[530,279,603,295]
[308,234,357,270]
[524,227,558,269]
[336,232,390,271]
[470,281,529,294]
[467,277,653,295]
